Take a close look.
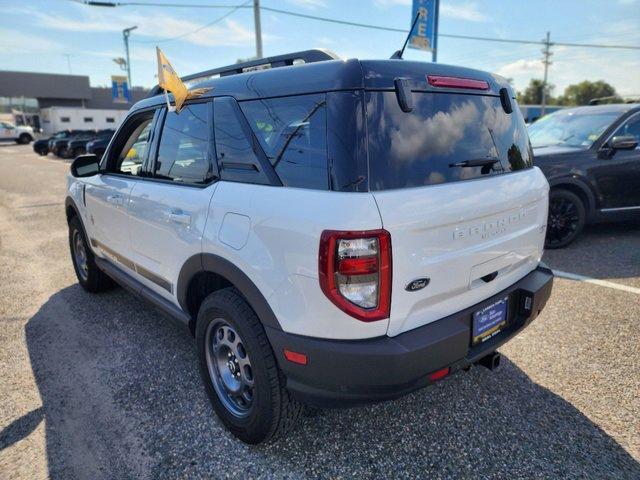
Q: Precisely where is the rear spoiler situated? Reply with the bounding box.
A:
[146,49,339,99]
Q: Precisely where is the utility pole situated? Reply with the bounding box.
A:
[432,0,440,63]
[540,31,552,116]
[123,25,138,89]
[253,0,263,59]
[64,54,72,74]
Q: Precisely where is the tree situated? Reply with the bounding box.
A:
[557,80,619,106]
[517,79,554,105]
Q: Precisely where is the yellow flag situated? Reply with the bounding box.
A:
[156,47,211,112]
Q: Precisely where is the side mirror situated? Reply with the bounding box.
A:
[71,154,100,178]
[611,135,638,150]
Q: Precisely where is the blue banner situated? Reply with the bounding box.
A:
[111,75,131,104]
[408,0,437,52]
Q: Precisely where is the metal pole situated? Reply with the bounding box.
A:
[64,54,72,74]
[123,26,137,88]
[432,0,440,63]
[124,30,132,88]
[253,0,263,58]
[541,31,552,116]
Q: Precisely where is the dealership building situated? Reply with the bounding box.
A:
[0,71,148,134]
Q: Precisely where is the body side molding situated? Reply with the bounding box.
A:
[95,257,191,329]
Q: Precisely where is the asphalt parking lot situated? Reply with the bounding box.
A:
[0,143,638,479]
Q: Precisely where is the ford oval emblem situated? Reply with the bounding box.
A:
[405,277,430,292]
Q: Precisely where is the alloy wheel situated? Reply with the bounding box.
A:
[547,196,580,246]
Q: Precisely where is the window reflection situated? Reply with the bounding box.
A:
[367,92,532,190]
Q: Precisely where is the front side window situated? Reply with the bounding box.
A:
[240,94,328,190]
[114,116,154,176]
[613,114,640,144]
[154,103,213,184]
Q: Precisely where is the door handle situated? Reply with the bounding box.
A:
[165,209,191,226]
[106,195,124,206]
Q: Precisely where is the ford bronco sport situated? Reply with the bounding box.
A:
[66,50,553,444]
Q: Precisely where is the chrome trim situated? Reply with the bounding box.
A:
[600,205,640,212]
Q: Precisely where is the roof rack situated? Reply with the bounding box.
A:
[147,49,339,98]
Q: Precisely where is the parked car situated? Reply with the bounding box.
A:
[529,103,640,248]
[63,129,115,159]
[0,121,34,144]
[33,130,81,156]
[51,130,93,157]
[65,50,553,444]
[86,132,115,159]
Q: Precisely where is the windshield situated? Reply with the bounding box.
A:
[528,110,619,149]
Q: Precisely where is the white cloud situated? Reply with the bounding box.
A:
[440,2,488,22]
[286,0,327,9]
[496,59,543,78]
[374,0,410,6]
[24,5,259,48]
[375,0,488,22]
[0,28,64,54]
[494,50,640,97]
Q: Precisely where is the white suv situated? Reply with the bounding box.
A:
[65,51,553,444]
[0,121,34,144]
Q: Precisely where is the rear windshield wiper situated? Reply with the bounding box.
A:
[449,157,499,168]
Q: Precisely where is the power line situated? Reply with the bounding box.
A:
[80,1,640,50]
[131,0,251,43]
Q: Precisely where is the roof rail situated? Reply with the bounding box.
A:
[146,49,339,98]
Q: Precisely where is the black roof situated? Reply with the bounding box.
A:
[134,50,514,112]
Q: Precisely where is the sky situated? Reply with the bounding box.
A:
[1,0,639,98]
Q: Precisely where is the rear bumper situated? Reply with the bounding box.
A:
[266,265,553,407]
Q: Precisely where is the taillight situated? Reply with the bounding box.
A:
[319,229,391,322]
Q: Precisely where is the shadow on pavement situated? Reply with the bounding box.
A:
[26,285,640,479]
[543,221,640,281]
[0,407,44,451]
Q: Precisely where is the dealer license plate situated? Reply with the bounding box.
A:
[472,296,508,345]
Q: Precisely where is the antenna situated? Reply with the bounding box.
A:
[391,11,421,60]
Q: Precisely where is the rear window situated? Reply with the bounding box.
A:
[366,92,532,190]
[240,94,328,190]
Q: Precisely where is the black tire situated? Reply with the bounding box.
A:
[17,133,32,144]
[36,149,47,156]
[72,147,86,158]
[196,288,302,444]
[68,216,114,292]
[545,189,586,249]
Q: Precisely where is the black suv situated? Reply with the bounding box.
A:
[530,104,640,247]
[63,129,115,159]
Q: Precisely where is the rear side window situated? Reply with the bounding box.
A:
[214,96,272,185]
[366,92,532,190]
[240,94,328,190]
[155,103,214,184]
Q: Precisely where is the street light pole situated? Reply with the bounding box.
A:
[253,0,263,59]
[123,26,138,88]
[540,31,552,116]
